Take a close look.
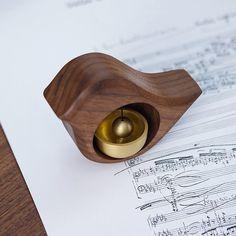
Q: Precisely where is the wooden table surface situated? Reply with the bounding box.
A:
[0,125,47,236]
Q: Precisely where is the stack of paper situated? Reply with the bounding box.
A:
[0,0,236,235]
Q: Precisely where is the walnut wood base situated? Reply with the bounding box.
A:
[0,125,46,235]
[44,53,202,163]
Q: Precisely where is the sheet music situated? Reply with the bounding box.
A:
[0,0,236,235]
[101,11,236,94]
[114,89,236,235]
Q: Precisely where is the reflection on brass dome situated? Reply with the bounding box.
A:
[112,117,133,138]
[94,108,148,159]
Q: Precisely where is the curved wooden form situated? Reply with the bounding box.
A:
[44,52,202,163]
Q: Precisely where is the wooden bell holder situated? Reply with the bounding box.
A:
[44,53,202,163]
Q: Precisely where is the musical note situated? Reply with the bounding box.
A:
[2,2,236,236]
[117,142,236,235]
[102,12,236,94]
[116,143,236,235]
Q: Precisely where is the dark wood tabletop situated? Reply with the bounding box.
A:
[0,125,47,236]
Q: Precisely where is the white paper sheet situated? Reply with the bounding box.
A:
[116,89,236,236]
[1,0,236,235]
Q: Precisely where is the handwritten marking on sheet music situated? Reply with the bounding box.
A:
[155,212,236,236]
[102,12,236,94]
[66,0,102,8]
[116,144,236,236]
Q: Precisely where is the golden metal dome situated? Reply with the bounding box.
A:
[94,108,148,159]
[112,117,133,138]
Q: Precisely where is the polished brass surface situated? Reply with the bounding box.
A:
[94,108,148,159]
[112,116,133,138]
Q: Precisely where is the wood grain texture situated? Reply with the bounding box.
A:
[44,52,202,163]
[0,125,47,236]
